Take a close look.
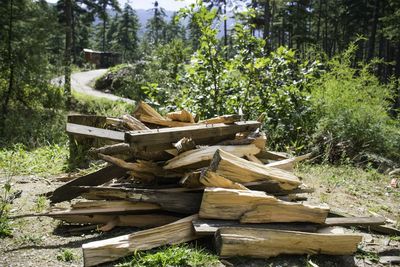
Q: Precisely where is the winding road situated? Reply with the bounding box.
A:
[52,69,134,103]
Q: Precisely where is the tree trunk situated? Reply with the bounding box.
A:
[64,0,72,109]
[367,0,379,61]
[2,0,14,122]
[263,0,271,52]
[102,3,107,51]
[316,0,322,44]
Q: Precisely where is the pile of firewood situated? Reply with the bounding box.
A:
[44,101,395,267]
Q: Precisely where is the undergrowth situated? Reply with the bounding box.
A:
[116,244,219,267]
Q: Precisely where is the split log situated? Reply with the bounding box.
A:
[244,180,314,195]
[199,188,329,224]
[173,137,196,154]
[78,186,202,214]
[121,114,150,130]
[49,165,127,203]
[265,153,312,172]
[200,114,241,124]
[324,217,385,227]
[125,121,261,149]
[50,214,178,229]
[166,110,195,123]
[82,214,199,267]
[132,101,165,120]
[207,149,301,190]
[49,201,161,215]
[257,150,290,161]
[193,220,318,236]
[245,154,263,164]
[164,144,260,170]
[199,170,248,190]
[215,228,362,258]
[179,171,203,188]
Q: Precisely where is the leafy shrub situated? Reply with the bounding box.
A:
[56,248,76,262]
[310,44,400,164]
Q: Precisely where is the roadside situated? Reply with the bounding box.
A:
[52,69,135,104]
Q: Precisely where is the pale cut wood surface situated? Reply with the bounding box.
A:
[265,153,312,172]
[82,214,199,267]
[215,227,362,258]
[199,188,329,223]
[166,110,195,123]
[66,123,125,142]
[209,149,301,190]
[199,114,241,124]
[164,144,260,170]
[200,170,249,190]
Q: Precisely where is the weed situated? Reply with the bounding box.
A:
[0,143,69,177]
[57,248,76,262]
[35,195,48,213]
[116,244,219,267]
[17,234,44,245]
[355,248,379,262]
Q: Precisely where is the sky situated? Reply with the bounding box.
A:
[46,0,196,11]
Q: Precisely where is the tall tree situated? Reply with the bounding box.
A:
[96,0,120,51]
[115,4,140,61]
[145,1,167,46]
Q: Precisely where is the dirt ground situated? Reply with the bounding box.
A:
[0,170,399,267]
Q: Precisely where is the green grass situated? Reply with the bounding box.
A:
[72,91,134,117]
[34,195,48,213]
[116,244,220,267]
[56,248,76,262]
[0,143,69,177]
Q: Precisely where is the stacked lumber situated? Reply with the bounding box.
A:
[43,101,387,266]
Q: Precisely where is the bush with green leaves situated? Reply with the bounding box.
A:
[310,44,400,164]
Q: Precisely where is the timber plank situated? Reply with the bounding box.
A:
[67,123,125,142]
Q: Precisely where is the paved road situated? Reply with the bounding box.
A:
[52,69,134,103]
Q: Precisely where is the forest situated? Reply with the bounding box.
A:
[0,0,400,266]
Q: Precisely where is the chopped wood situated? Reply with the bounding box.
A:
[48,201,161,215]
[125,121,261,148]
[89,143,132,155]
[179,171,203,188]
[78,186,202,214]
[164,144,260,170]
[192,219,318,236]
[82,214,199,267]
[200,114,241,124]
[166,110,195,123]
[52,214,179,229]
[199,188,329,224]
[173,137,196,154]
[208,149,301,190]
[245,154,263,164]
[199,170,249,190]
[132,101,165,120]
[265,153,312,172]
[66,123,125,142]
[215,228,362,258]
[49,165,127,203]
[121,114,150,130]
[324,217,385,227]
[257,150,291,161]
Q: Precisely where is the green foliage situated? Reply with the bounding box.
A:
[0,144,68,177]
[56,248,76,262]
[35,195,48,213]
[116,244,219,267]
[310,44,400,163]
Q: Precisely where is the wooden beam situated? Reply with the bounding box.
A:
[78,186,202,214]
[199,114,241,124]
[208,149,301,190]
[164,144,260,170]
[324,217,385,227]
[125,121,261,147]
[49,165,127,203]
[192,220,318,236]
[199,188,329,224]
[66,123,124,142]
[215,227,362,258]
[82,214,199,267]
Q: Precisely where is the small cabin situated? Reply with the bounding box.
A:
[83,49,121,68]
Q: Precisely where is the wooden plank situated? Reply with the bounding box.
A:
[200,170,249,190]
[199,114,241,124]
[208,149,301,190]
[67,123,125,142]
[125,121,261,147]
[265,153,312,172]
[78,186,202,214]
[192,220,318,236]
[49,165,127,203]
[163,144,260,170]
[82,214,199,267]
[199,188,329,224]
[244,180,314,195]
[215,227,362,258]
